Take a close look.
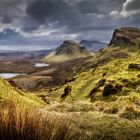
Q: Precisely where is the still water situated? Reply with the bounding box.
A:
[0,73,25,79]
[34,63,49,67]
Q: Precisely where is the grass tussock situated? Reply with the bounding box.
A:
[0,103,73,140]
[118,104,140,120]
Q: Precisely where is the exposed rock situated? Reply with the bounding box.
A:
[98,79,106,86]
[109,27,140,47]
[102,84,118,96]
[128,63,140,70]
[89,86,99,97]
[64,77,76,84]
[102,72,107,77]
[56,40,91,56]
[61,85,72,99]
[89,79,106,97]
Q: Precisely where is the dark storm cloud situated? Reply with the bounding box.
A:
[21,17,41,32]
[25,0,125,33]
[124,0,140,11]
[1,16,12,24]
[0,0,26,19]
[0,0,139,50]
[26,0,73,22]
[25,0,82,32]
[26,0,125,24]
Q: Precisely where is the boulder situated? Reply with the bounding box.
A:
[89,79,106,97]
[61,85,72,99]
[102,84,118,96]
[128,63,140,70]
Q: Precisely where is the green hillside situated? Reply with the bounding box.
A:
[35,46,140,139]
[0,78,45,107]
[1,27,140,140]
[41,46,140,117]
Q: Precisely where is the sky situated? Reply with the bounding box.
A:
[0,0,140,50]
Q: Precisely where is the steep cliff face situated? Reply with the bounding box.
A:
[109,27,140,47]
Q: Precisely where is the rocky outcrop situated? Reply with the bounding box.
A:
[128,63,140,70]
[102,84,118,96]
[56,40,90,56]
[109,27,140,47]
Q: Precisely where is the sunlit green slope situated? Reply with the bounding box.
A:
[0,78,45,107]
[45,46,140,117]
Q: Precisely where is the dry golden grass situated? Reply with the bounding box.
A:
[118,104,140,120]
[0,101,73,140]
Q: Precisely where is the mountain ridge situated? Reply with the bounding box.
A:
[80,40,107,52]
[109,27,140,47]
[44,40,93,62]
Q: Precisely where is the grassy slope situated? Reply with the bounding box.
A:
[0,78,45,107]
[1,45,140,139]
[44,50,94,63]
[49,47,139,100]
[50,54,140,110]
[35,46,140,139]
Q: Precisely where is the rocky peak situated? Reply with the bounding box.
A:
[63,40,78,45]
[109,27,140,47]
[55,40,89,56]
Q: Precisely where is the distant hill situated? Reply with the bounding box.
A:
[44,40,94,62]
[0,49,52,60]
[80,40,107,52]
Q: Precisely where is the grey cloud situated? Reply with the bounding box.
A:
[1,16,12,24]
[25,0,126,33]
[124,0,140,11]
[26,0,76,22]
[121,0,140,17]
[74,0,125,15]
[0,0,26,18]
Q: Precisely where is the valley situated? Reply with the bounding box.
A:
[1,27,140,140]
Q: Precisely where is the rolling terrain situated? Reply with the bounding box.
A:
[0,49,52,73]
[1,27,140,139]
[10,40,94,91]
[36,27,140,139]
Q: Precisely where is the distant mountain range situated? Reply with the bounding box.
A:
[0,49,52,60]
[80,40,108,52]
